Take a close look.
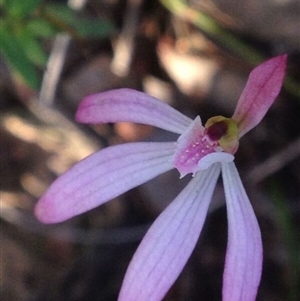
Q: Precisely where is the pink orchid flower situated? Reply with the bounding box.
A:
[35,55,287,301]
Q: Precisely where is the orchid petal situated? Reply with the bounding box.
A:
[232,55,287,137]
[118,164,221,301]
[35,142,175,224]
[221,162,263,301]
[76,88,193,134]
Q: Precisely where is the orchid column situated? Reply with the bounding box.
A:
[35,55,287,301]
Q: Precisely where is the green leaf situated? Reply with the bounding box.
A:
[71,18,116,38]
[3,0,44,17]
[44,4,115,38]
[45,3,76,21]
[18,29,48,67]
[27,18,58,37]
[0,27,39,89]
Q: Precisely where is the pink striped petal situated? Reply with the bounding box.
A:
[35,142,175,224]
[232,55,287,137]
[118,164,221,301]
[221,162,263,301]
[76,88,193,134]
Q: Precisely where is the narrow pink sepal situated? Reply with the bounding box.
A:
[118,164,221,301]
[35,142,175,224]
[221,162,263,301]
[232,54,287,137]
[76,88,192,134]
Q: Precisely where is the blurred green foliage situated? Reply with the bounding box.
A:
[0,0,115,89]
